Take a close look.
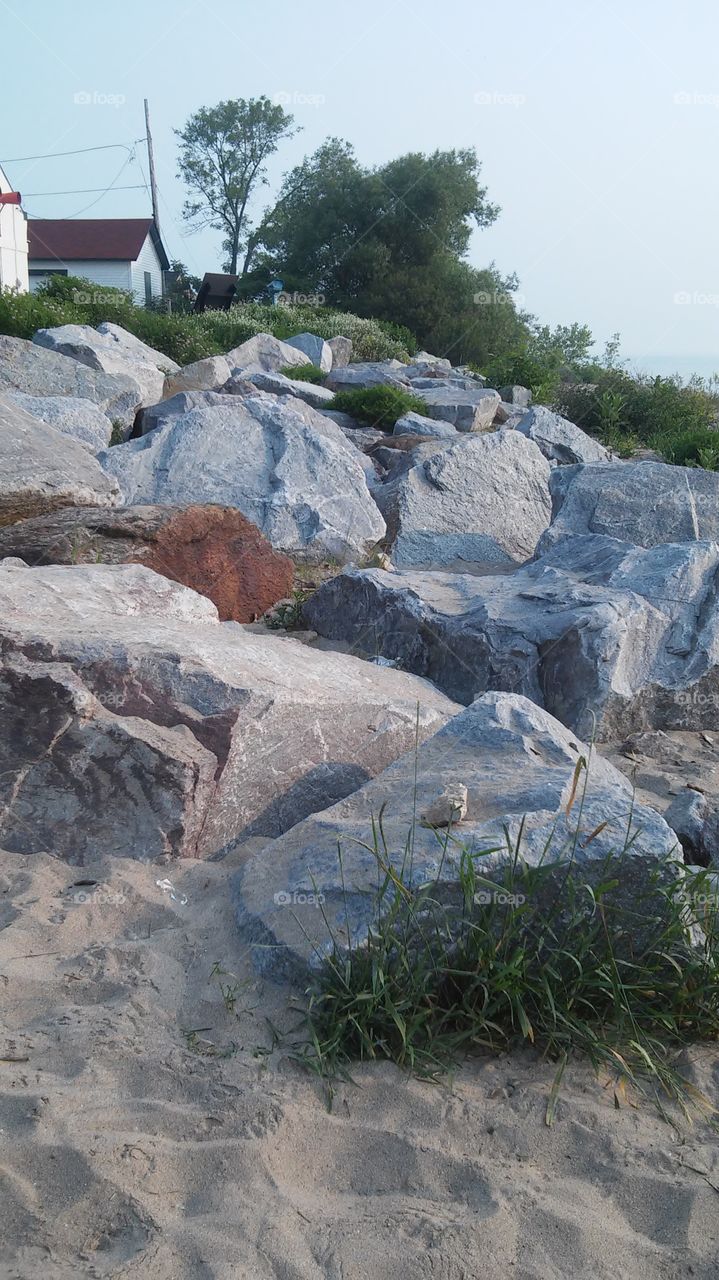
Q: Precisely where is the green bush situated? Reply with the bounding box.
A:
[658,425,719,470]
[556,368,717,452]
[331,385,428,430]
[294,811,719,1120]
[279,363,327,384]
[0,279,414,367]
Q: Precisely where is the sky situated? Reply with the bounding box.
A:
[2,0,719,377]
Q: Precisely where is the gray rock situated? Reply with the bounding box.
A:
[224,332,312,373]
[326,361,411,392]
[418,383,501,432]
[500,385,532,407]
[0,335,143,428]
[493,401,527,427]
[163,355,231,397]
[284,332,333,372]
[242,369,335,410]
[318,409,366,431]
[98,395,386,564]
[539,460,719,554]
[0,561,458,862]
[304,533,719,741]
[414,350,452,368]
[374,429,551,569]
[134,391,231,436]
[664,789,709,863]
[0,393,119,526]
[32,322,177,407]
[5,393,112,452]
[327,336,353,368]
[393,411,459,440]
[235,691,680,980]
[513,406,611,465]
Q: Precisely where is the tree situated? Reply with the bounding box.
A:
[176,97,298,274]
[252,141,512,361]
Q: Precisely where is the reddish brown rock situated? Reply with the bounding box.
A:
[0,504,294,622]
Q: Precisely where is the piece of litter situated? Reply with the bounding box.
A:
[156,878,188,906]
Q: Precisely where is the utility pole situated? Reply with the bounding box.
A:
[144,98,160,232]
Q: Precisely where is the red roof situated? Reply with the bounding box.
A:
[27,218,169,267]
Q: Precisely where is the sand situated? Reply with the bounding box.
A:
[1,842,718,1280]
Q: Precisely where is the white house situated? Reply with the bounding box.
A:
[0,164,29,292]
[27,218,170,303]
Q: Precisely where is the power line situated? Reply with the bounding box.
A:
[23,150,139,220]
[24,185,145,197]
[0,141,146,164]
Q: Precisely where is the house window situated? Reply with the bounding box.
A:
[144,271,153,305]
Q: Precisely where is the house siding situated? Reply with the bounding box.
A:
[130,233,164,303]
[0,166,29,292]
[28,259,132,295]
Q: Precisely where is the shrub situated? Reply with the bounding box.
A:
[279,363,327,384]
[0,282,414,367]
[556,369,717,452]
[331,385,428,430]
[294,815,719,1120]
[658,426,719,470]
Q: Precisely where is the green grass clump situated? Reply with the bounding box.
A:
[279,363,327,384]
[331,385,428,430]
[656,425,719,471]
[294,810,719,1122]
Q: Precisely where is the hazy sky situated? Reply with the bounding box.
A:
[2,0,718,376]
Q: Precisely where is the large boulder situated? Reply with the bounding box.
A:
[0,561,458,862]
[304,533,719,741]
[238,369,335,410]
[0,394,119,526]
[0,335,142,427]
[326,361,411,392]
[327,336,352,368]
[374,429,551,569]
[98,395,386,563]
[284,332,333,372]
[235,691,680,980]
[4,392,113,452]
[32,322,178,407]
[0,504,294,622]
[418,383,501,432]
[225,332,312,373]
[512,406,611,465]
[539,459,719,553]
[162,355,231,398]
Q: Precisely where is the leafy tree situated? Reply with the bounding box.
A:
[251,140,511,361]
[176,97,298,274]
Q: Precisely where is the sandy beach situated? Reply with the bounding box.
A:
[2,843,718,1280]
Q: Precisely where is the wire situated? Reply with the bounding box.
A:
[23,150,139,220]
[0,141,146,164]
[24,185,146,197]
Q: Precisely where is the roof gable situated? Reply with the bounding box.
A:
[27,218,169,269]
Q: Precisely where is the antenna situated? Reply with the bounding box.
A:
[144,98,160,232]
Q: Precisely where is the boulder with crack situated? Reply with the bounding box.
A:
[0,394,119,526]
[538,459,719,552]
[284,332,333,371]
[163,355,231,397]
[0,562,458,863]
[98,395,386,563]
[235,691,680,980]
[418,383,500,431]
[373,428,551,569]
[303,533,719,740]
[326,361,411,392]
